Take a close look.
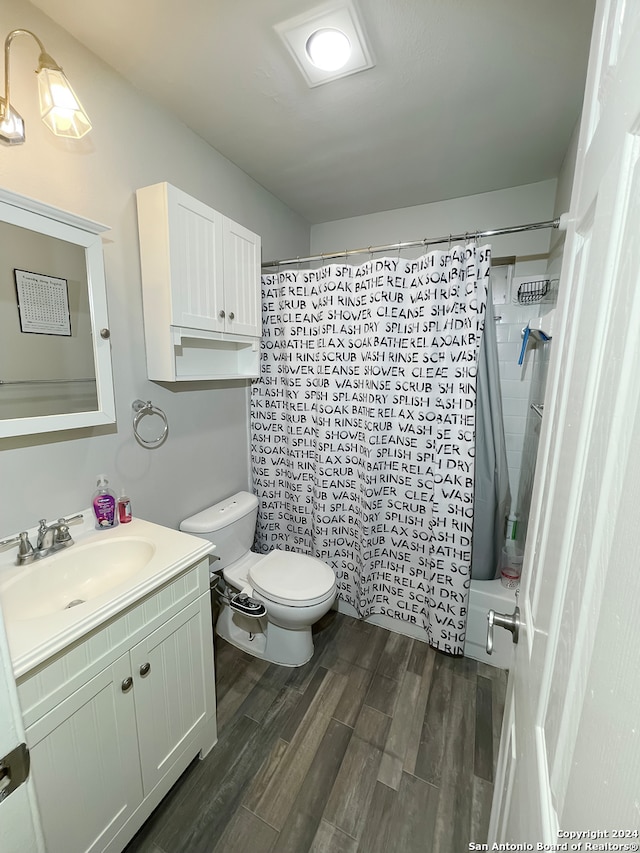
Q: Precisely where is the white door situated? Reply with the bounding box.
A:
[490,0,640,840]
[0,611,44,853]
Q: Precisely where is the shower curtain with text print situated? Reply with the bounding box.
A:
[251,245,490,654]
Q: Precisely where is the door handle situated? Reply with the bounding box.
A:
[0,743,30,803]
[486,606,520,654]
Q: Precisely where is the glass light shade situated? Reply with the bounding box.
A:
[0,101,26,145]
[305,28,351,71]
[37,66,91,139]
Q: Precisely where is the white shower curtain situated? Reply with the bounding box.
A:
[251,245,491,654]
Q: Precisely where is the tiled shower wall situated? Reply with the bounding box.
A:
[493,270,555,516]
[513,249,563,549]
[510,119,579,547]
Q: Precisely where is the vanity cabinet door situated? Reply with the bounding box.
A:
[222,217,261,337]
[130,595,211,794]
[26,653,143,853]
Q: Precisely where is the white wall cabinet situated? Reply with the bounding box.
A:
[17,560,217,853]
[136,182,262,381]
[222,216,263,337]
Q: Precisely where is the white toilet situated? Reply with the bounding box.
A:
[180,491,336,667]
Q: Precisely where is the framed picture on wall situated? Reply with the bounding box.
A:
[14,269,71,336]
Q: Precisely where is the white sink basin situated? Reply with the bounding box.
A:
[0,538,156,621]
[0,512,215,677]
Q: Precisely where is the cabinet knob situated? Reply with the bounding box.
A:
[121,676,133,693]
[139,662,151,678]
[219,310,225,319]
[228,312,235,320]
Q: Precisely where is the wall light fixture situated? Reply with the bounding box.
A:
[0,28,92,146]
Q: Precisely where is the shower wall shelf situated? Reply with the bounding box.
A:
[136,183,262,381]
[515,276,549,304]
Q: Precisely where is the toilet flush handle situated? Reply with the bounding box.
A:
[486,605,521,655]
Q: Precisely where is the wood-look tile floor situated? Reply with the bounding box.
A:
[125,610,507,853]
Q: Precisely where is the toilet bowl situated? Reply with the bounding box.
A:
[180,492,336,667]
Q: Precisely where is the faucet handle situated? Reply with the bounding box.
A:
[54,520,72,544]
[16,531,35,559]
[54,523,70,544]
[54,514,83,545]
[59,513,83,525]
[0,532,35,564]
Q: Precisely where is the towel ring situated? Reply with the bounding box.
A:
[132,399,168,448]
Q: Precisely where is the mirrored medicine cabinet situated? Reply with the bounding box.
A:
[0,187,115,438]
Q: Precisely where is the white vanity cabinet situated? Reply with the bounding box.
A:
[130,596,209,793]
[26,651,143,853]
[136,182,262,381]
[16,558,217,853]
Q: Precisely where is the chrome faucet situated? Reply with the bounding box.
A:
[0,513,83,565]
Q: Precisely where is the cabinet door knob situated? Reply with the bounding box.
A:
[121,676,133,693]
[139,662,151,678]
[219,310,225,319]
[228,312,235,320]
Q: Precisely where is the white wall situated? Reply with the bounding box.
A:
[311,180,557,261]
[311,181,557,516]
[0,0,310,536]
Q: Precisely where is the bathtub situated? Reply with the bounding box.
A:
[464,578,517,669]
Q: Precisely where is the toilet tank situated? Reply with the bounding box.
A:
[180,491,259,568]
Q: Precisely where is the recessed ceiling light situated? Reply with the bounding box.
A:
[306,28,351,71]
[275,1,374,88]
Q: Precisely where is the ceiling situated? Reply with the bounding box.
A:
[31,0,595,224]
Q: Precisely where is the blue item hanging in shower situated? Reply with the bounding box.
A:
[518,326,530,365]
[518,324,550,365]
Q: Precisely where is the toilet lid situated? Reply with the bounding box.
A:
[249,550,336,606]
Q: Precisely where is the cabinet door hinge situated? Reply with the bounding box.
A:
[0,743,30,803]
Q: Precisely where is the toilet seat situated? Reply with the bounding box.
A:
[250,550,336,606]
[224,549,335,607]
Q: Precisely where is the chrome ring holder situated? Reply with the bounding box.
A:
[132,399,168,448]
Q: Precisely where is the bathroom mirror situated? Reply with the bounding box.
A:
[0,187,115,438]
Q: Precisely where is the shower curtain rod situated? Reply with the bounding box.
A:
[261,215,566,268]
